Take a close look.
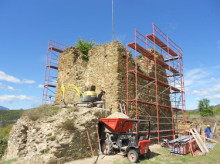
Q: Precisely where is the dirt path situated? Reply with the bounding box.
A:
[65,154,126,164]
[65,144,161,164]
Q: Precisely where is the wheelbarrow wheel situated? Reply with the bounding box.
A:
[102,140,113,155]
[127,149,139,163]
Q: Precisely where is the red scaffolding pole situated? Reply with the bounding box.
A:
[42,40,68,104]
[126,24,186,144]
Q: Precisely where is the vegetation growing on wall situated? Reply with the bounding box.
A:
[75,38,96,60]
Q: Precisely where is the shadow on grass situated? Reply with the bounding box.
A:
[139,151,161,162]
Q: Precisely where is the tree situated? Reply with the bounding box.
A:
[198,98,214,116]
[75,38,96,60]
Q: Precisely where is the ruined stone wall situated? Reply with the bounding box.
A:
[55,41,172,127]
[55,41,128,112]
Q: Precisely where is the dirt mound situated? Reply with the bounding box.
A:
[107,112,129,118]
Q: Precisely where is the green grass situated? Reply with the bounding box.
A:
[0,124,13,159]
[0,159,16,164]
[23,105,61,121]
[113,139,220,164]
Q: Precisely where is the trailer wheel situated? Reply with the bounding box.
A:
[127,149,139,163]
[102,140,112,155]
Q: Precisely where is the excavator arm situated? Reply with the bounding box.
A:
[61,84,83,100]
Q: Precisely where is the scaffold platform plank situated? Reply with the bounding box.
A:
[164,57,181,62]
[147,34,178,57]
[128,42,179,73]
[46,65,58,69]
[49,46,63,53]
[44,84,56,88]
[128,70,180,92]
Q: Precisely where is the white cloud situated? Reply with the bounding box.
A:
[0,95,34,103]
[185,68,209,87]
[7,86,15,90]
[191,84,220,96]
[38,84,44,88]
[0,83,21,91]
[206,94,220,103]
[0,71,20,83]
[22,79,35,84]
[0,71,35,84]
[210,77,220,82]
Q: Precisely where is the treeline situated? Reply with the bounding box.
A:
[187,99,220,116]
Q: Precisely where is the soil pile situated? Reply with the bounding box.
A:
[107,112,129,118]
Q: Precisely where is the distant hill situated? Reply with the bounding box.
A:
[0,106,9,110]
[214,104,220,108]
[0,110,24,130]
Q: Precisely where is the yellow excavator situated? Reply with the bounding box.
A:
[61,84,104,108]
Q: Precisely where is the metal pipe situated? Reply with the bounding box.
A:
[112,0,114,41]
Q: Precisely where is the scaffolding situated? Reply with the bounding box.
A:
[126,24,186,144]
[42,40,68,104]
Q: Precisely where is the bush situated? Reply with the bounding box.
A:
[24,105,61,121]
[214,106,220,114]
[61,120,75,130]
[198,98,214,116]
[40,148,50,154]
[75,38,96,60]
[0,124,13,159]
[137,54,144,59]
[48,136,56,141]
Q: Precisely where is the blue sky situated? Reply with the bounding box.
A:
[0,0,220,110]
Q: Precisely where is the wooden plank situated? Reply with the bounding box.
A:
[200,135,218,143]
[190,128,208,154]
[212,122,217,134]
[194,128,209,153]
[190,129,205,154]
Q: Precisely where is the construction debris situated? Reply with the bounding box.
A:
[107,112,129,118]
[168,135,198,155]
[205,143,216,150]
